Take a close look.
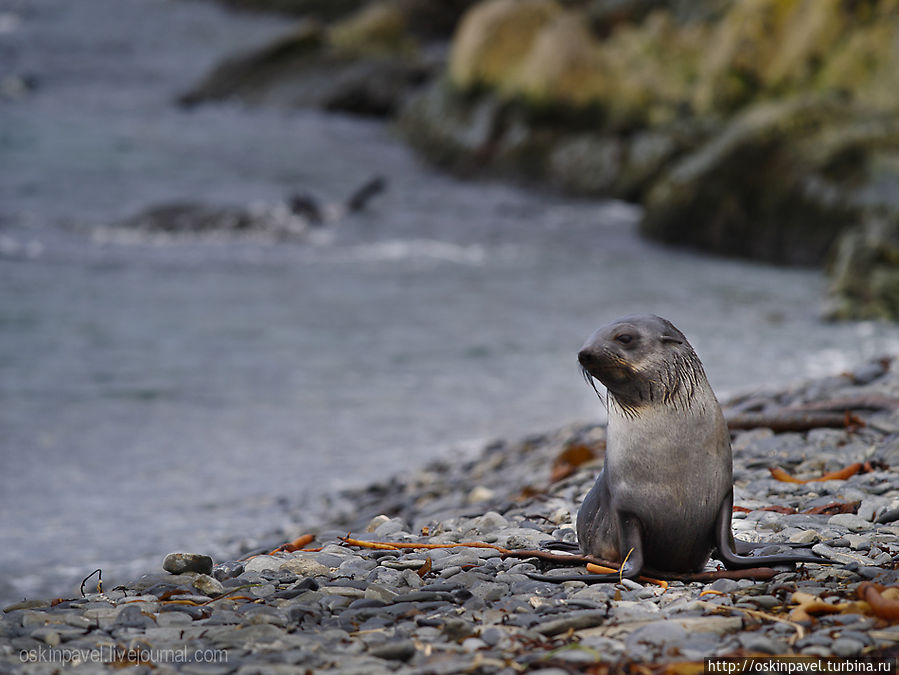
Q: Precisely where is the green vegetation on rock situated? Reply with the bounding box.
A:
[400,0,899,317]
[190,0,899,318]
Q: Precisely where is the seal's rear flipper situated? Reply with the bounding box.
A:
[717,493,828,568]
[539,540,581,552]
[732,538,815,554]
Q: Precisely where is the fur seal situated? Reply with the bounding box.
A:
[537,314,825,582]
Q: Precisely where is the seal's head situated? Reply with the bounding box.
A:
[578,314,704,412]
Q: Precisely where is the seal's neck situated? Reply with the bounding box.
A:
[606,348,713,419]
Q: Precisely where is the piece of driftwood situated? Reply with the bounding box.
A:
[725,411,863,432]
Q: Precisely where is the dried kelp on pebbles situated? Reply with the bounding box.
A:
[3,360,899,672]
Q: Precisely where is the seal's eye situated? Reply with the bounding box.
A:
[614,334,633,345]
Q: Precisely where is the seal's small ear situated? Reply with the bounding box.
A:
[660,335,683,344]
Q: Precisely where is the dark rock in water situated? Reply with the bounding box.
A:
[179,14,434,117]
[826,215,899,321]
[121,203,272,233]
[112,175,385,239]
[215,0,367,20]
[163,552,213,575]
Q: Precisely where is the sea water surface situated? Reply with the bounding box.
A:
[1,0,898,605]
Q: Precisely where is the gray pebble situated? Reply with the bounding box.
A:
[828,514,872,532]
[739,634,786,654]
[708,578,740,593]
[114,605,156,629]
[534,610,607,636]
[4,366,899,675]
[831,638,864,657]
[192,573,224,597]
[163,552,213,575]
[369,639,417,661]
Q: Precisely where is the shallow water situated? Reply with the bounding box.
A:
[1,0,897,605]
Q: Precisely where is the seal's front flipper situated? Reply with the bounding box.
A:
[716,493,828,569]
[527,512,645,584]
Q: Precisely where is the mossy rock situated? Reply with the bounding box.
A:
[642,95,899,266]
[449,0,563,91]
[399,80,506,172]
[329,2,418,58]
[827,215,899,321]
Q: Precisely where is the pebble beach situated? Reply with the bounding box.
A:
[3,359,899,673]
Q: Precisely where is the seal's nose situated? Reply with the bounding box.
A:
[578,347,598,370]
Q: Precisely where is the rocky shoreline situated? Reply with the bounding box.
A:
[3,360,899,673]
[171,0,899,321]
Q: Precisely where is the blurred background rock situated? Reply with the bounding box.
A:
[189,0,899,320]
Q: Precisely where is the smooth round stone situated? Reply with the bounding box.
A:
[338,557,378,575]
[364,584,399,603]
[281,557,332,578]
[857,499,881,522]
[193,573,224,597]
[553,648,601,664]
[461,637,487,651]
[163,552,213,575]
[441,618,473,641]
[243,556,283,574]
[480,626,503,646]
[845,534,872,550]
[368,639,417,661]
[114,605,155,629]
[155,612,193,626]
[831,638,864,657]
[439,566,462,579]
[367,567,405,587]
[3,600,48,612]
[366,515,391,532]
[373,518,409,537]
[738,634,785,654]
[380,559,429,570]
[29,627,61,647]
[398,570,422,589]
[212,561,244,581]
[627,623,688,654]
[467,511,509,533]
[746,595,779,609]
[259,568,298,584]
[828,514,871,532]
[250,584,277,598]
